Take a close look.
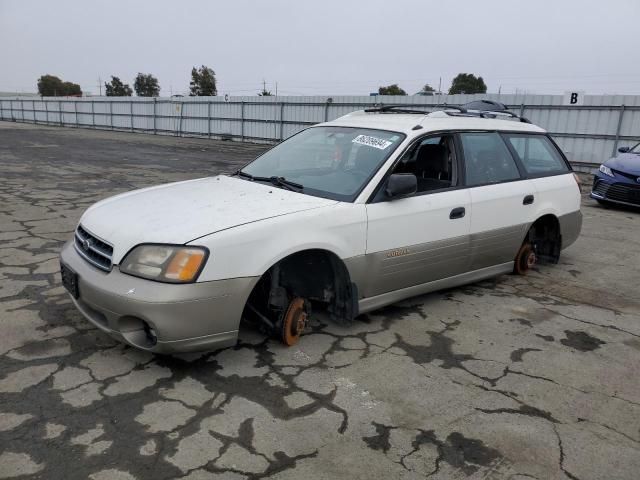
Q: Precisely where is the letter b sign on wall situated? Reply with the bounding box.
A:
[563,91,585,106]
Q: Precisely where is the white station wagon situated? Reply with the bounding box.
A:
[60,105,582,352]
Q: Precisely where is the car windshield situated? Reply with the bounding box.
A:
[239,126,405,201]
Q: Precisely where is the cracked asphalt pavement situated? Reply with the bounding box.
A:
[1,122,640,480]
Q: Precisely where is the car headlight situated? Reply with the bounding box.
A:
[120,245,208,283]
[599,164,614,177]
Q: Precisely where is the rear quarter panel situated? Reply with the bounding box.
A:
[531,173,581,218]
[532,173,582,249]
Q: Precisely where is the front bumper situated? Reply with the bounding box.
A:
[60,241,259,353]
[591,175,640,207]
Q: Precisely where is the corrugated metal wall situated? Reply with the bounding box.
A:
[2,94,639,168]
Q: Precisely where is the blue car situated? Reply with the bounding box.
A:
[591,143,640,208]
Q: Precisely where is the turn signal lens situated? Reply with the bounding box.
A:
[120,245,208,283]
[165,249,206,282]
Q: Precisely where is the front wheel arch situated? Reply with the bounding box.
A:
[243,249,358,343]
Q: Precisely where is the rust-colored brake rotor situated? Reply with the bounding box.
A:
[280,297,307,346]
[514,242,536,275]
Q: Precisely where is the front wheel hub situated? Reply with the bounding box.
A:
[280,297,307,346]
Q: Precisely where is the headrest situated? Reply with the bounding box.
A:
[416,144,447,170]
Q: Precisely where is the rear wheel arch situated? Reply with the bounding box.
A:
[515,214,562,274]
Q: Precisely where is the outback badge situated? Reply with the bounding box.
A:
[386,248,410,258]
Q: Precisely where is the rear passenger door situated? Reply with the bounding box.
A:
[458,132,536,271]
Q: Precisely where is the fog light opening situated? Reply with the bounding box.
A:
[143,321,158,346]
[118,316,158,349]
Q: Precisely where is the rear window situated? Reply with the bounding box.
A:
[504,134,568,175]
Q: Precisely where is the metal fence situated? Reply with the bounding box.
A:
[2,93,640,170]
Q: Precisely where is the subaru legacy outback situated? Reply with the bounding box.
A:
[60,105,582,352]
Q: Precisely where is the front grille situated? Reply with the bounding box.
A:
[74,225,113,271]
[593,180,640,206]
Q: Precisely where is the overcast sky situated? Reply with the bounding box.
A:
[1,0,639,97]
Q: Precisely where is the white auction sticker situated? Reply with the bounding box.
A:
[352,135,393,150]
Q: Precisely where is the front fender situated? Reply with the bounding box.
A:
[193,203,367,281]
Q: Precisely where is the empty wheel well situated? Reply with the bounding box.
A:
[244,249,357,328]
[524,214,561,263]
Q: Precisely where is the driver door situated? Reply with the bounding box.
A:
[362,135,472,298]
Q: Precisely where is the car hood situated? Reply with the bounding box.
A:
[606,153,640,175]
[79,175,337,264]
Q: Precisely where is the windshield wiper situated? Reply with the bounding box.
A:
[234,170,303,191]
[234,170,254,179]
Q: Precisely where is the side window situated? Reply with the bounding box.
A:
[392,134,457,193]
[504,134,568,175]
[459,132,521,186]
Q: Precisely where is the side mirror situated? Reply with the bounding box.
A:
[385,173,417,199]
[618,146,630,153]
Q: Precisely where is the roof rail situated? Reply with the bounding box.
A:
[467,109,531,123]
[362,104,531,123]
[441,108,531,124]
[363,104,467,114]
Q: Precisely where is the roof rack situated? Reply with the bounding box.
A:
[362,104,531,123]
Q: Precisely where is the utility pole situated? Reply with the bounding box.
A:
[438,77,442,94]
[262,79,267,94]
[97,77,102,96]
[275,82,278,96]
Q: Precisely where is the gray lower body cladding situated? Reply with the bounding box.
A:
[347,209,582,304]
[348,224,528,299]
[559,210,582,250]
[60,241,259,353]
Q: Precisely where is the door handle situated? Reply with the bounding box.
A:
[450,207,466,219]
[523,195,535,205]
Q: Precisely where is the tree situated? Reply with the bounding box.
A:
[421,84,435,93]
[258,89,273,96]
[62,82,82,96]
[448,73,487,95]
[104,76,132,96]
[134,73,160,97]
[37,75,82,96]
[189,65,217,96]
[378,84,407,95]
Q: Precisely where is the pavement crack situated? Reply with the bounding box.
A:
[554,425,581,480]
